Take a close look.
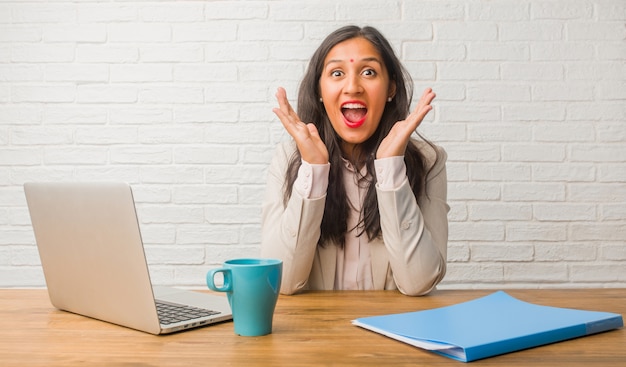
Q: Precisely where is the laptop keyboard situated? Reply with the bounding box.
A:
[156,300,221,325]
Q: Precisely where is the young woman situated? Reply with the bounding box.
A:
[261,25,449,296]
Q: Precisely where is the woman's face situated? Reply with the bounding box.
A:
[319,37,395,158]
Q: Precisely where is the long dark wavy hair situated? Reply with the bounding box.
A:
[283,25,436,248]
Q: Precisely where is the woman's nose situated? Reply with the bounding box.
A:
[343,73,363,94]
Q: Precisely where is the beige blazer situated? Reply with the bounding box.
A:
[261,140,449,296]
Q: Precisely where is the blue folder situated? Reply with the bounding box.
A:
[352,291,623,362]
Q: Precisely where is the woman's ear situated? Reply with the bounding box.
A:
[388,81,397,100]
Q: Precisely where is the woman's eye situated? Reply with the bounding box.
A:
[363,69,377,77]
[331,70,343,77]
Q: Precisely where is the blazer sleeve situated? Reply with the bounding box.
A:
[376,144,449,296]
[260,141,326,295]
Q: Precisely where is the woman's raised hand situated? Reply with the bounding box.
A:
[272,87,329,164]
[376,88,436,159]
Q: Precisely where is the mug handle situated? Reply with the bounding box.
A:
[206,268,233,292]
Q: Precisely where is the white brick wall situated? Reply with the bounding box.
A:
[1,1,624,289]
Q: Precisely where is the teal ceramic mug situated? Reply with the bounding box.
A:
[206,258,282,336]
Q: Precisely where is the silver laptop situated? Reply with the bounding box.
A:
[24,182,233,335]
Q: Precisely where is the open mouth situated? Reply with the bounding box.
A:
[341,102,367,128]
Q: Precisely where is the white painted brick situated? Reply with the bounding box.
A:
[446,143,501,162]
[469,124,530,143]
[44,147,108,165]
[598,164,626,183]
[204,165,267,185]
[404,43,466,61]
[207,2,268,20]
[110,107,172,124]
[469,2,529,21]
[404,2,466,20]
[11,246,41,266]
[503,144,566,162]
[503,104,566,122]
[108,23,171,42]
[601,204,626,221]
[177,225,238,246]
[45,105,107,124]
[43,24,106,42]
[12,4,75,23]
[469,84,531,102]
[532,163,596,182]
[174,146,238,165]
[504,263,568,282]
[436,23,497,41]
[568,183,626,203]
[111,64,172,82]
[438,62,499,81]
[597,42,626,60]
[531,42,594,61]
[12,44,75,63]
[13,85,75,103]
[599,244,626,261]
[468,42,529,61]
[507,223,567,242]
[138,205,204,224]
[240,22,303,41]
[77,4,137,23]
[569,223,626,241]
[239,186,265,205]
[470,163,531,182]
[0,148,42,165]
[501,62,563,81]
[469,203,532,221]
[438,105,501,122]
[140,3,204,22]
[205,42,269,62]
[11,167,74,183]
[533,203,597,221]
[110,146,172,164]
[77,45,139,63]
[501,22,563,41]
[270,2,333,21]
[204,83,267,103]
[569,264,625,282]
[139,86,203,104]
[174,105,238,124]
[205,205,260,224]
[11,127,73,145]
[449,222,505,241]
[0,26,41,42]
[174,64,237,82]
[173,22,237,42]
[567,103,625,122]
[444,263,504,283]
[534,243,596,262]
[502,183,566,202]
[74,167,140,183]
[138,126,204,144]
[471,243,534,262]
[0,65,43,82]
[173,185,237,205]
[77,85,138,104]
[145,246,205,265]
[204,123,269,144]
[567,22,626,41]
[0,106,41,124]
[140,166,204,184]
[0,267,45,287]
[337,1,401,20]
[531,2,593,20]
[597,81,626,100]
[566,62,624,81]
[534,123,595,142]
[571,145,626,163]
[45,64,109,82]
[75,127,138,145]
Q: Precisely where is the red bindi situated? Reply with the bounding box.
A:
[350,58,354,62]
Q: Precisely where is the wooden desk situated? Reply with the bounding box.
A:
[0,289,624,366]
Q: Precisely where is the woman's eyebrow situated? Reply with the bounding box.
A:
[324,57,383,68]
